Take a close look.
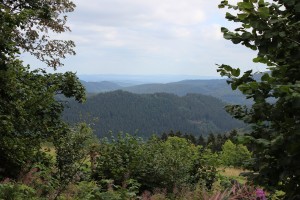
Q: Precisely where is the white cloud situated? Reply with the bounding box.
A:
[74,0,206,26]
[201,24,223,40]
[23,0,264,76]
[172,27,192,38]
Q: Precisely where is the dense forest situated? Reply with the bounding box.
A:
[63,90,244,138]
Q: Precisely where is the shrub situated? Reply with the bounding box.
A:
[0,182,38,200]
[220,140,252,168]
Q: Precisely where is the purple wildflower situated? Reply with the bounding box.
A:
[256,188,267,200]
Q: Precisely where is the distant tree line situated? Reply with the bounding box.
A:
[160,129,242,152]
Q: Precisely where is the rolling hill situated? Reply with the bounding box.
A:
[81,79,249,105]
[123,79,249,105]
[63,90,244,138]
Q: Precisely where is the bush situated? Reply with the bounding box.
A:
[220,140,252,168]
[94,134,217,193]
[0,183,38,200]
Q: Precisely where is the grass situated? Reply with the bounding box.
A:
[218,167,247,177]
[217,167,250,184]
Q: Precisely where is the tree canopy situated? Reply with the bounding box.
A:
[0,0,76,69]
[218,0,300,198]
[0,0,85,180]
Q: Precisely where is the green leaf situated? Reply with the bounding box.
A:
[232,38,242,44]
[258,7,270,18]
[242,24,252,28]
[223,65,233,72]
[218,1,228,9]
[258,0,265,6]
[278,85,291,93]
[231,83,238,90]
[241,32,252,39]
[237,2,254,9]
[249,82,259,89]
[223,32,234,40]
[221,27,229,33]
[261,73,270,82]
[232,68,241,77]
[253,57,262,63]
[238,84,251,93]
[226,12,236,20]
[237,13,249,20]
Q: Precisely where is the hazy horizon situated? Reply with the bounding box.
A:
[78,74,226,84]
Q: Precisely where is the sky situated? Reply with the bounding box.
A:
[23,0,266,77]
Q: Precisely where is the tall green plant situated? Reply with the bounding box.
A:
[95,133,144,187]
[218,0,300,198]
[220,140,252,168]
[52,123,96,199]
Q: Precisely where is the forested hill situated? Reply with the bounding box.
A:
[81,79,249,105]
[123,79,248,105]
[63,90,243,138]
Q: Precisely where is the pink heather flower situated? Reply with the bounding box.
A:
[256,188,267,200]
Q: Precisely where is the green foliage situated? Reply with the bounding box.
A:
[94,179,141,200]
[160,130,198,145]
[220,140,252,168]
[195,148,219,189]
[0,61,85,179]
[0,0,76,69]
[95,133,144,187]
[52,123,96,198]
[73,181,101,200]
[218,0,300,198]
[206,133,228,152]
[150,136,200,190]
[0,0,86,182]
[95,134,217,193]
[0,1,89,199]
[56,181,101,200]
[0,183,37,200]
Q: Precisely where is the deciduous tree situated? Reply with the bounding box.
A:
[218,0,300,198]
[0,0,76,69]
[220,140,252,168]
[0,0,86,180]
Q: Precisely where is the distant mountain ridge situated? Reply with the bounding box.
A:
[81,80,122,93]
[81,79,249,105]
[123,79,248,105]
[78,74,221,83]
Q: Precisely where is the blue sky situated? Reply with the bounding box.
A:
[23,0,266,77]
